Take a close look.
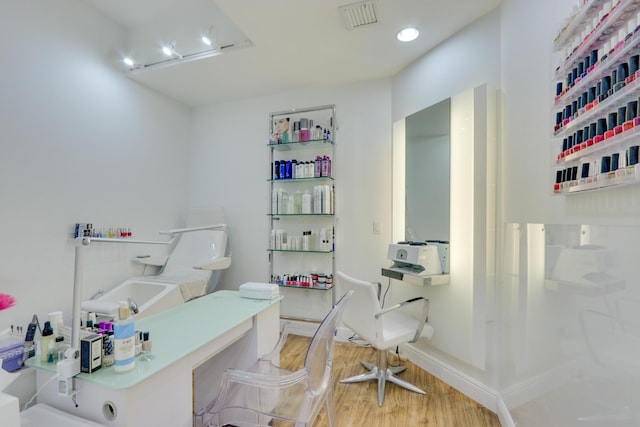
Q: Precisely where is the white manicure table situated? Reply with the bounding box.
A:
[26,290,281,426]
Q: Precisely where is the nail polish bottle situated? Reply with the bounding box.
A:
[586,86,596,111]
[574,129,583,153]
[588,122,597,146]
[614,28,625,53]
[615,106,626,135]
[614,63,628,92]
[580,162,590,186]
[624,101,637,131]
[299,118,310,142]
[582,125,590,150]
[554,170,563,192]
[605,112,617,139]
[626,16,636,41]
[628,55,639,84]
[555,112,563,132]
[595,118,607,144]
[600,76,611,101]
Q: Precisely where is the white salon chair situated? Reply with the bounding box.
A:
[336,271,434,406]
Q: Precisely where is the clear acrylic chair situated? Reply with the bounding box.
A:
[198,290,354,427]
[336,271,434,406]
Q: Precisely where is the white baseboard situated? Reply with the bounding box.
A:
[400,342,499,413]
[496,397,516,427]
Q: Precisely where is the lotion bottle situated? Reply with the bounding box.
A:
[113,301,135,372]
[40,321,54,362]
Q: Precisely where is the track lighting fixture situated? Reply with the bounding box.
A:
[162,41,183,59]
[201,26,221,50]
[121,29,252,74]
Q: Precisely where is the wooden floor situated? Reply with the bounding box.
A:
[278,334,501,427]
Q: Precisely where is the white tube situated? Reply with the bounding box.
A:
[72,237,90,355]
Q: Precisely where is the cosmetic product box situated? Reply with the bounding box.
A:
[239,282,280,300]
[80,334,103,374]
[0,336,24,373]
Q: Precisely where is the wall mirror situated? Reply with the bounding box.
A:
[404,98,451,242]
[392,98,451,244]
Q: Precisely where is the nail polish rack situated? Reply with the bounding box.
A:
[267,104,336,321]
[552,0,640,194]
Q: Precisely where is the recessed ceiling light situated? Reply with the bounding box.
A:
[397,27,420,42]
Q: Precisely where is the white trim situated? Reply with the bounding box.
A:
[496,397,516,427]
[400,342,498,412]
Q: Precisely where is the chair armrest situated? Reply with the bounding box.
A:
[260,322,292,363]
[194,257,231,271]
[133,255,169,267]
[159,223,227,236]
[375,297,430,343]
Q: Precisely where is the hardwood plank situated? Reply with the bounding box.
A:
[279,334,500,427]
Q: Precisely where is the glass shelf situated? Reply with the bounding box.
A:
[268,213,334,217]
[554,0,640,81]
[268,249,333,254]
[267,176,334,182]
[553,0,605,51]
[276,283,333,291]
[554,28,640,108]
[268,139,334,151]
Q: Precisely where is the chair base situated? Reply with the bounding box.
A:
[340,349,426,406]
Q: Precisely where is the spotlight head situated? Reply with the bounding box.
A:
[123,57,135,67]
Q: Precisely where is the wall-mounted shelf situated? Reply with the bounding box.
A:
[268,104,336,321]
[381,267,450,286]
[551,0,640,194]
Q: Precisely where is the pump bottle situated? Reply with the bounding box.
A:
[40,321,54,362]
[113,301,135,372]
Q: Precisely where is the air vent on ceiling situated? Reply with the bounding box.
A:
[339,1,379,30]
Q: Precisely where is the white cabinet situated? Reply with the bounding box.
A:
[268,105,336,321]
[552,0,640,194]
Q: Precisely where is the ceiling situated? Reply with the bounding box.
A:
[84,0,500,107]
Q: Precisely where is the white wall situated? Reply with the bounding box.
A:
[189,81,393,292]
[498,1,640,426]
[0,0,191,329]
[389,8,501,377]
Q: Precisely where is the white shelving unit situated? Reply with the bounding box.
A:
[552,0,640,194]
[267,105,336,321]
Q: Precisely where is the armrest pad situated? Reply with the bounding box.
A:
[194,257,231,271]
[134,255,169,267]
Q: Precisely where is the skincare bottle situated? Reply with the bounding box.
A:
[141,332,151,353]
[102,333,114,367]
[40,321,54,362]
[113,301,135,372]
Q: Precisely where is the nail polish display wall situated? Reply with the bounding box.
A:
[267,104,336,322]
[552,0,640,194]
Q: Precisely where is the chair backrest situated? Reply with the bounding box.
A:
[336,271,381,344]
[162,228,228,278]
[304,290,354,395]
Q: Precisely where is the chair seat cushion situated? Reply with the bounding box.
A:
[377,311,422,349]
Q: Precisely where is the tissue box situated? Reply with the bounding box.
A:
[0,337,24,373]
[239,282,280,300]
